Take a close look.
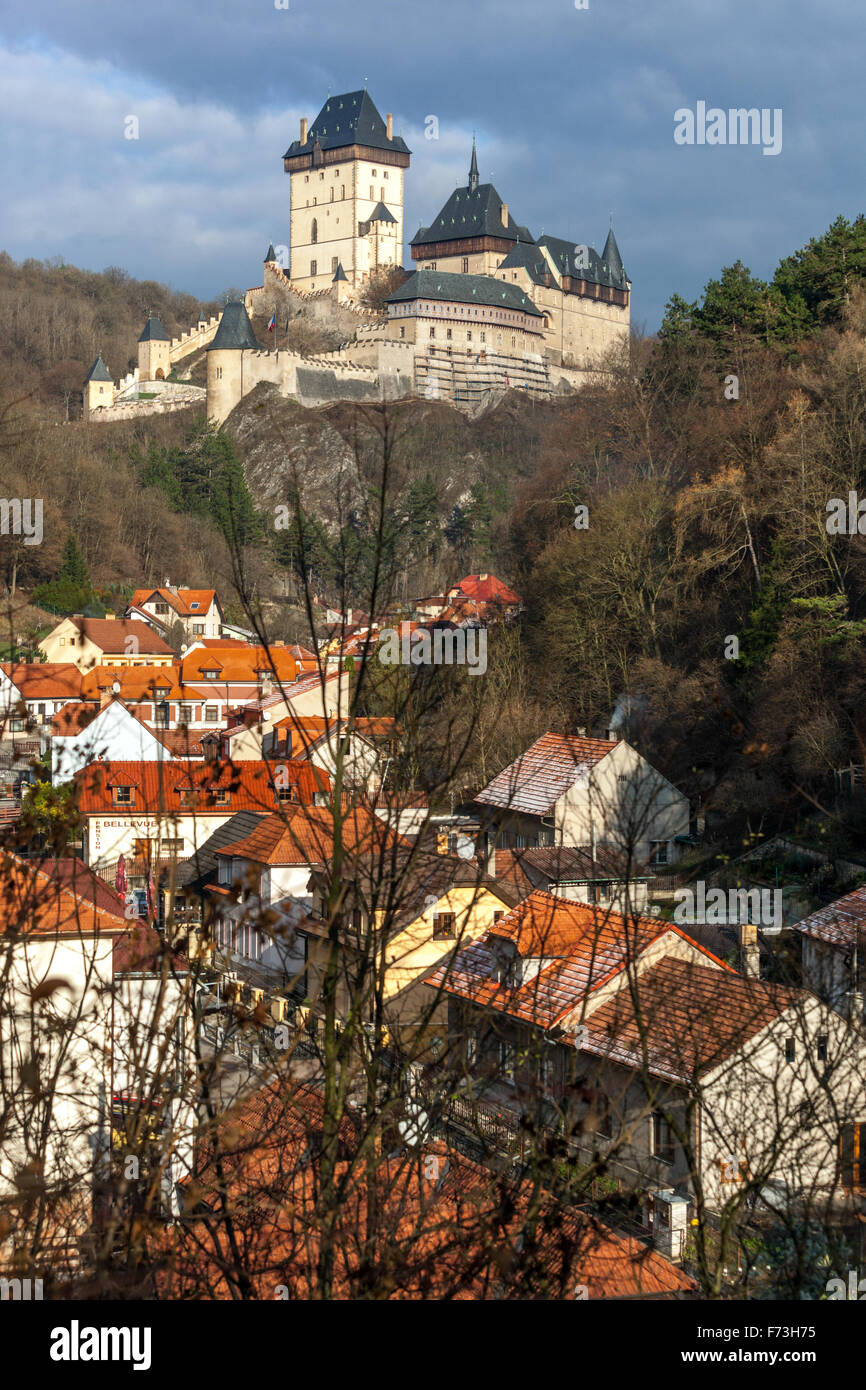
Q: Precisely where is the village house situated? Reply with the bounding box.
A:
[0,854,196,1226]
[492,845,653,915]
[302,852,520,1047]
[792,884,866,1026]
[426,891,866,1216]
[38,617,175,670]
[74,757,330,873]
[0,662,83,739]
[126,586,224,642]
[475,731,690,869]
[50,696,205,782]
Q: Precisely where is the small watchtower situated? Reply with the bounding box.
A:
[138,314,171,381]
[83,356,115,419]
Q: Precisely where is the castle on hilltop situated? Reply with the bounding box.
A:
[83,89,631,424]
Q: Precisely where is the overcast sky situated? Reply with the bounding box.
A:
[0,0,862,330]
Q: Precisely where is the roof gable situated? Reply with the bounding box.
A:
[475,732,619,815]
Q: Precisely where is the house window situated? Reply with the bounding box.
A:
[649,841,669,866]
[213,789,230,805]
[202,669,218,679]
[154,602,169,615]
[369,185,374,199]
[493,911,504,923]
[499,1039,516,1083]
[351,908,363,931]
[113,786,133,805]
[466,1030,478,1067]
[817,1035,828,1062]
[310,260,317,277]
[462,257,469,273]
[651,1112,675,1164]
[218,859,231,886]
[205,705,218,722]
[189,601,200,610]
[178,705,192,724]
[785,1037,796,1063]
[192,623,205,635]
[432,913,455,940]
[179,789,197,808]
[840,1122,865,1189]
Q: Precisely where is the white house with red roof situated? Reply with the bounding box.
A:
[475,731,690,868]
[38,617,175,670]
[428,890,866,1214]
[51,696,204,782]
[126,586,224,641]
[793,884,866,1025]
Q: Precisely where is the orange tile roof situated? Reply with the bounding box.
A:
[155,1076,694,1301]
[73,758,330,815]
[70,617,174,655]
[448,573,521,605]
[2,662,84,700]
[216,804,407,866]
[427,890,730,1030]
[475,731,619,815]
[180,647,300,683]
[130,588,219,617]
[0,852,129,936]
[78,667,198,701]
[580,956,802,1082]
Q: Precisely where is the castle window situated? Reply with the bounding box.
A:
[310,261,317,276]
[313,197,317,205]
[400,326,405,338]
[369,186,374,199]
[331,257,338,272]
[480,332,486,343]
[467,331,472,342]
[447,328,452,339]
[511,336,516,347]
[216,366,223,379]
[384,170,388,178]
[462,258,469,273]
[429,328,435,339]
[381,187,384,200]
[319,171,324,180]
[341,185,345,199]
[372,169,377,176]
[330,187,334,202]
[304,175,309,183]
[311,219,318,243]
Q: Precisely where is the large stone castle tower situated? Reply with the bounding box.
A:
[283,89,410,293]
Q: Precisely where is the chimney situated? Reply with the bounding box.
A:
[300,116,308,144]
[500,202,509,228]
[483,827,496,879]
[738,922,761,979]
[386,113,394,140]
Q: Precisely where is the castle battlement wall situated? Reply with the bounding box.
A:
[168,314,221,363]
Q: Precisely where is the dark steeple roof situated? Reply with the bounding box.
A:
[85,355,113,383]
[602,225,625,280]
[283,90,410,159]
[265,243,276,263]
[368,201,396,225]
[138,315,170,343]
[411,183,533,250]
[386,269,543,317]
[207,301,260,352]
[468,137,479,193]
[536,233,629,290]
[332,261,348,282]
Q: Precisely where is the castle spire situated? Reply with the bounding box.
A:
[602,222,625,279]
[468,136,479,193]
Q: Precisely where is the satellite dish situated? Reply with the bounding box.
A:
[397,1102,429,1147]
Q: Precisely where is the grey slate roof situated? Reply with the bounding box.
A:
[85,355,113,383]
[207,301,260,352]
[174,811,271,888]
[412,182,534,249]
[332,261,348,282]
[265,243,276,262]
[283,90,410,159]
[537,233,629,290]
[368,201,396,224]
[386,269,543,317]
[138,314,170,342]
[602,226,625,280]
[496,241,554,287]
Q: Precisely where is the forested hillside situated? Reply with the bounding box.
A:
[3,218,866,843]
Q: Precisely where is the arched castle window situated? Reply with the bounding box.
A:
[311,219,318,244]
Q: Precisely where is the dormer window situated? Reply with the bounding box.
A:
[189,602,200,610]
[202,669,219,679]
[179,789,197,808]
[432,913,455,940]
[213,789,230,805]
[113,786,133,806]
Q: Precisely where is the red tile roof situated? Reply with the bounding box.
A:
[1,663,84,700]
[73,759,329,815]
[180,647,300,684]
[130,588,219,617]
[70,617,174,656]
[579,957,801,1082]
[216,804,407,866]
[792,884,866,950]
[475,731,619,815]
[448,573,521,605]
[427,890,730,1030]
[0,852,129,936]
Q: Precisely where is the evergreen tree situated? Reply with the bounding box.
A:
[33,532,93,614]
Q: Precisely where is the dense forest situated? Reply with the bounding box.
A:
[3,217,866,845]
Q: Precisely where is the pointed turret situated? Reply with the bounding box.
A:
[137,314,171,381]
[332,261,348,282]
[265,243,277,263]
[83,356,114,418]
[208,300,260,352]
[468,136,479,193]
[602,224,625,280]
[85,355,112,383]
